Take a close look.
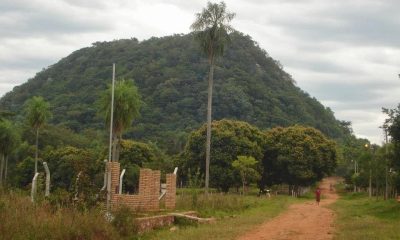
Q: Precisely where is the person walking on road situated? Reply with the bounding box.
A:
[315,187,321,205]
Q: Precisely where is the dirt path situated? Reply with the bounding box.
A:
[237,177,340,240]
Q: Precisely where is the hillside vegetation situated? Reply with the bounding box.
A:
[1,32,348,153]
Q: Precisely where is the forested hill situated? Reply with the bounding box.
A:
[0,31,348,152]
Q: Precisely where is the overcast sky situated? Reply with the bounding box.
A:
[1,0,399,144]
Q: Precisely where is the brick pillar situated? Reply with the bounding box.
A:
[139,169,152,196]
[138,169,161,211]
[150,170,161,210]
[165,174,176,209]
[107,162,120,199]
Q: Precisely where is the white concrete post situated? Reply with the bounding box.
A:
[74,171,82,201]
[119,169,126,194]
[101,159,107,192]
[31,172,39,202]
[43,162,50,197]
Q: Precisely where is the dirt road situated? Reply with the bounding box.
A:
[237,177,340,240]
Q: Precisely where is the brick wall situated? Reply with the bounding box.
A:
[108,162,176,211]
[135,215,174,233]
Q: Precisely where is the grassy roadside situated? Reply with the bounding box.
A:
[0,189,120,240]
[331,186,400,240]
[139,193,309,240]
[0,187,311,240]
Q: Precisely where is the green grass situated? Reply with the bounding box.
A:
[0,189,122,240]
[138,192,305,240]
[0,187,308,240]
[331,188,400,240]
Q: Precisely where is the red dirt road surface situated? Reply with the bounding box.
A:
[237,177,340,240]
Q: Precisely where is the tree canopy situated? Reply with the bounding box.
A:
[99,79,141,161]
[24,96,51,173]
[183,119,265,192]
[262,125,337,190]
[24,96,51,130]
[232,155,260,194]
[191,1,235,62]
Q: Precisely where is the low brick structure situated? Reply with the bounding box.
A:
[107,162,176,211]
[135,215,175,233]
[134,212,203,233]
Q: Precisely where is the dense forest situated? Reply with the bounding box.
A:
[0,31,349,154]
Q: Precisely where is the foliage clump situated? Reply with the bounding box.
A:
[261,125,337,193]
[183,119,265,192]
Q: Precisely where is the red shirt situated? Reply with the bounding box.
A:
[315,189,321,201]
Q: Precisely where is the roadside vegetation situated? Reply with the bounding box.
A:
[141,190,311,240]
[0,188,120,240]
[332,184,400,240]
[0,186,313,240]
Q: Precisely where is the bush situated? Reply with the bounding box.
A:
[112,206,138,237]
[0,190,119,239]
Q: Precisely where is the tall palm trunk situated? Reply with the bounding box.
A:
[116,134,121,162]
[369,168,372,198]
[112,134,117,162]
[205,56,215,194]
[4,156,8,184]
[0,154,4,186]
[35,128,39,173]
[241,171,245,195]
[111,133,121,162]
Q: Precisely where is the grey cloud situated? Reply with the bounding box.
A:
[284,58,357,74]
[61,0,108,9]
[0,57,54,71]
[302,79,400,104]
[270,1,400,48]
[0,1,113,39]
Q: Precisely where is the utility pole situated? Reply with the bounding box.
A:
[365,143,372,198]
[106,63,116,212]
[385,128,389,200]
[369,168,372,198]
[353,159,357,192]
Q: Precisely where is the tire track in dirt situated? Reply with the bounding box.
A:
[237,177,340,240]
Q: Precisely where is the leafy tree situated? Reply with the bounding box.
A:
[383,106,400,168]
[262,125,337,194]
[183,119,265,192]
[119,140,166,193]
[14,157,35,188]
[191,1,235,193]
[334,121,369,191]
[0,120,19,185]
[99,80,141,162]
[382,105,400,194]
[24,96,51,174]
[14,145,102,200]
[43,146,103,207]
[232,156,260,194]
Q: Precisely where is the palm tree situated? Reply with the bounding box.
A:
[191,1,235,193]
[24,96,51,174]
[0,120,19,186]
[100,79,141,162]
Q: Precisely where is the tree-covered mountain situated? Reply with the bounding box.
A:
[0,32,348,153]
